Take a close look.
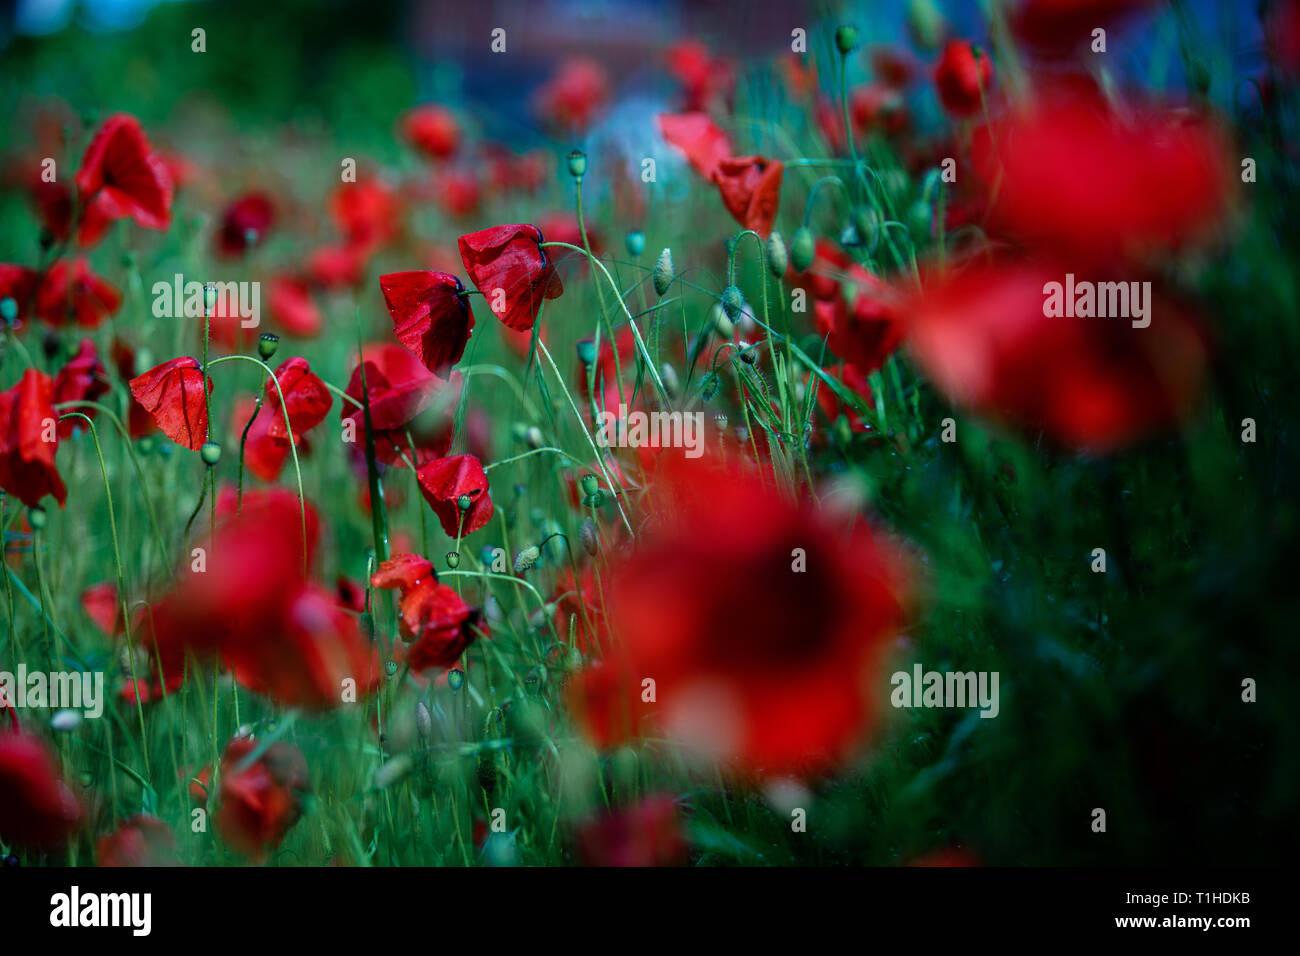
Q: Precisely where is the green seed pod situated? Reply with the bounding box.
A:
[513,545,541,574]
[0,297,17,324]
[714,412,729,430]
[575,339,597,367]
[766,231,789,277]
[625,230,646,257]
[445,551,460,569]
[567,149,587,178]
[201,441,222,466]
[835,25,859,55]
[653,248,674,296]
[457,494,473,512]
[721,285,744,322]
[580,473,600,498]
[447,668,465,691]
[791,227,816,273]
[384,660,399,679]
[203,283,218,314]
[580,517,599,556]
[853,206,881,253]
[258,333,280,360]
[28,507,47,531]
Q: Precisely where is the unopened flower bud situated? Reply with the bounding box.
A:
[835,25,859,55]
[576,339,596,367]
[513,545,541,574]
[526,426,544,449]
[721,285,744,322]
[258,333,279,360]
[625,230,646,257]
[766,231,789,277]
[28,507,47,531]
[791,227,816,273]
[201,441,222,466]
[415,701,432,741]
[907,200,932,242]
[567,149,587,178]
[580,517,599,556]
[907,0,945,51]
[701,371,721,402]
[653,248,674,296]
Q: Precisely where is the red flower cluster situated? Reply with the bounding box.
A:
[370,552,484,670]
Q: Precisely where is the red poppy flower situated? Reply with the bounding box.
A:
[533,57,609,132]
[0,368,67,508]
[97,815,179,867]
[52,338,110,438]
[341,344,454,466]
[665,39,735,112]
[710,156,784,238]
[129,357,212,451]
[657,112,733,180]
[74,113,173,231]
[973,93,1234,259]
[226,584,381,710]
[268,275,322,337]
[933,40,994,117]
[576,796,689,867]
[29,181,115,248]
[380,271,475,378]
[812,268,905,376]
[415,453,493,537]
[0,264,39,325]
[906,258,1210,453]
[850,84,911,136]
[458,224,563,332]
[552,566,608,655]
[435,168,482,218]
[401,105,461,160]
[265,356,331,441]
[216,738,309,861]
[0,730,82,849]
[82,581,123,635]
[568,453,911,777]
[871,45,918,88]
[370,553,483,670]
[35,258,122,327]
[232,395,290,483]
[308,243,368,289]
[330,179,400,254]
[215,191,274,258]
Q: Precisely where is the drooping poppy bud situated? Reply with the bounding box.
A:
[457,224,562,332]
[790,227,816,272]
[379,271,475,378]
[653,248,675,296]
[766,231,789,278]
[129,357,212,451]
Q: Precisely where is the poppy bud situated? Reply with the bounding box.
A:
[203,283,217,314]
[567,149,587,179]
[526,426,544,449]
[701,371,721,402]
[907,200,932,242]
[138,436,155,456]
[853,207,880,252]
[791,227,816,272]
[660,363,680,397]
[457,494,473,512]
[201,441,222,466]
[384,660,399,678]
[510,422,529,442]
[625,230,646,257]
[906,0,945,51]
[740,345,758,366]
[446,551,460,569]
[0,298,16,325]
[653,248,674,297]
[766,231,789,278]
[576,340,597,367]
[447,668,465,691]
[714,309,735,340]
[580,517,599,556]
[258,333,279,360]
[835,25,859,55]
[580,473,600,498]
[415,701,433,741]
[28,507,46,531]
[721,285,744,321]
[513,545,541,574]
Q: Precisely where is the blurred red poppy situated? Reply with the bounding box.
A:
[416,453,493,537]
[81,581,123,635]
[658,112,733,180]
[576,796,688,866]
[52,338,110,438]
[934,40,994,117]
[268,275,322,337]
[458,224,563,332]
[569,453,912,776]
[216,738,309,861]
[906,258,1210,453]
[97,815,179,866]
[974,93,1234,259]
[75,113,173,231]
[401,104,461,161]
[35,258,122,327]
[0,368,68,508]
[30,181,115,247]
[0,730,82,849]
[341,344,454,466]
[812,267,905,376]
[0,264,39,324]
[380,271,475,378]
[330,179,400,254]
[711,156,784,237]
[215,191,274,258]
[1011,0,1159,55]
[534,57,609,132]
[129,356,212,451]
